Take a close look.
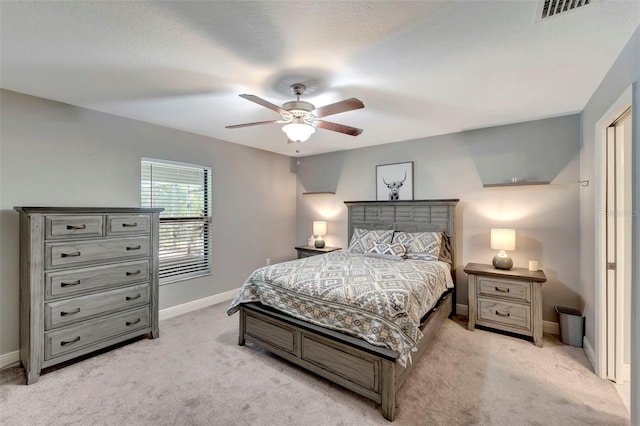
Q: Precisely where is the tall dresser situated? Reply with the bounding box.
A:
[14,207,163,384]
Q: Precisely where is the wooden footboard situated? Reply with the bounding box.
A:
[238,291,453,421]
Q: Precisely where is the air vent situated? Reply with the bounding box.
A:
[536,0,592,21]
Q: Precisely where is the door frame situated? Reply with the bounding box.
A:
[595,86,632,380]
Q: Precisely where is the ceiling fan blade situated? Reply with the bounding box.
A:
[225,120,281,129]
[313,98,364,118]
[315,120,363,136]
[239,94,288,115]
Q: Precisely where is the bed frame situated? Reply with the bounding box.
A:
[237,199,459,421]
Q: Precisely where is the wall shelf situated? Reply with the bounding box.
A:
[302,191,335,196]
[483,181,550,188]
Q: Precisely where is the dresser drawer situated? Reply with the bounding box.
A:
[45,283,150,330]
[477,297,531,331]
[45,306,150,360]
[46,215,104,239]
[46,260,150,299]
[107,215,150,235]
[477,277,531,302]
[46,237,150,268]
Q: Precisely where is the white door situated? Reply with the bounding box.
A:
[605,107,632,384]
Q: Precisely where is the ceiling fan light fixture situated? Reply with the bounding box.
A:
[282,121,315,142]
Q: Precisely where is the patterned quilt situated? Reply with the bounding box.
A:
[227,251,453,366]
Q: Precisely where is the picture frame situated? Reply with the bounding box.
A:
[376,161,414,201]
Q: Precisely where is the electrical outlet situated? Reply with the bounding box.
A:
[266,258,271,265]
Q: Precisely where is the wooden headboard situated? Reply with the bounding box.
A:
[344,199,459,266]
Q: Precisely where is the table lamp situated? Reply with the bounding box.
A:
[491,228,515,270]
[313,221,327,248]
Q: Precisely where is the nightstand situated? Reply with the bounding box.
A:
[464,262,547,347]
[294,245,341,259]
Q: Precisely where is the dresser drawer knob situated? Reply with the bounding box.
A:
[61,280,81,287]
[60,308,81,317]
[126,245,141,251]
[126,270,141,276]
[121,223,138,227]
[66,224,86,230]
[494,286,510,293]
[495,310,510,317]
[61,336,81,346]
[126,318,141,326]
[126,294,141,301]
[61,251,81,258]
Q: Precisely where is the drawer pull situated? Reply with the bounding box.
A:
[60,251,81,258]
[126,245,141,251]
[494,286,510,293]
[126,318,141,326]
[126,269,141,276]
[495,310,510,317]
[60,308,81,317]
[126,294,141,301]
[66,224,87,230]
[121,223,138,227]
[61,336,81,346]
[61,280,81,287]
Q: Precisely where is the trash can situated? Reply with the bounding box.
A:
[555,306,584,347]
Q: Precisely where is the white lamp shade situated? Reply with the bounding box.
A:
[491,228,516,251]
[282,122,315,142]
[312,221,327,236]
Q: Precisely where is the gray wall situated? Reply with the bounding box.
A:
[0,89,297,355]
[579,25,639,424]
[295,114,581,323]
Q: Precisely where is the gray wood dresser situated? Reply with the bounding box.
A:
[14,207,163,384]
[465,262,547,347]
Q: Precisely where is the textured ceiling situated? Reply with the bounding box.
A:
[1,1,639,157]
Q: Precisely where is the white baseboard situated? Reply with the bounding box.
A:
[456,304,559,335]
[624,363,630,382]
[159,288,239,321]
[0,350,20,370]
[543,320,560,335]
[456,304,468,316]
[583,336,597,373]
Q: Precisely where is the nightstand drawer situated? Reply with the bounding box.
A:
[477,298,531,331]
[478,277,531,302]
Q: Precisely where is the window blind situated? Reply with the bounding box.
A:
[141,158,212,284]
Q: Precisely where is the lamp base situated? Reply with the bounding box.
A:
[492,254,513,270]
[314,238,325,249]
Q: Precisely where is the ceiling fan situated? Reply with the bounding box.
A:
[226,83,364,143]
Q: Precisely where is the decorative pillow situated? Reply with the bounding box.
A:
[347,228,394,254]
[438,234,453,264]
[392,231,442,261]
[366,242,407,257]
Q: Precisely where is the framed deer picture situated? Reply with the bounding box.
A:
[376,161,414,201]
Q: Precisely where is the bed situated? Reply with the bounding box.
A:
[227,199,458,421]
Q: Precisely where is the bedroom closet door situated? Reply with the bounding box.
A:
[605,107,632,385]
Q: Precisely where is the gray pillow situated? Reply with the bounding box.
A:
[347,228,394,253]
[392,231,442,261]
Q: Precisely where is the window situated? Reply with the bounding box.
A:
[141,158,212,284]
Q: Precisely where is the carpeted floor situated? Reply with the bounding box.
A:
[0,302,630,425]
